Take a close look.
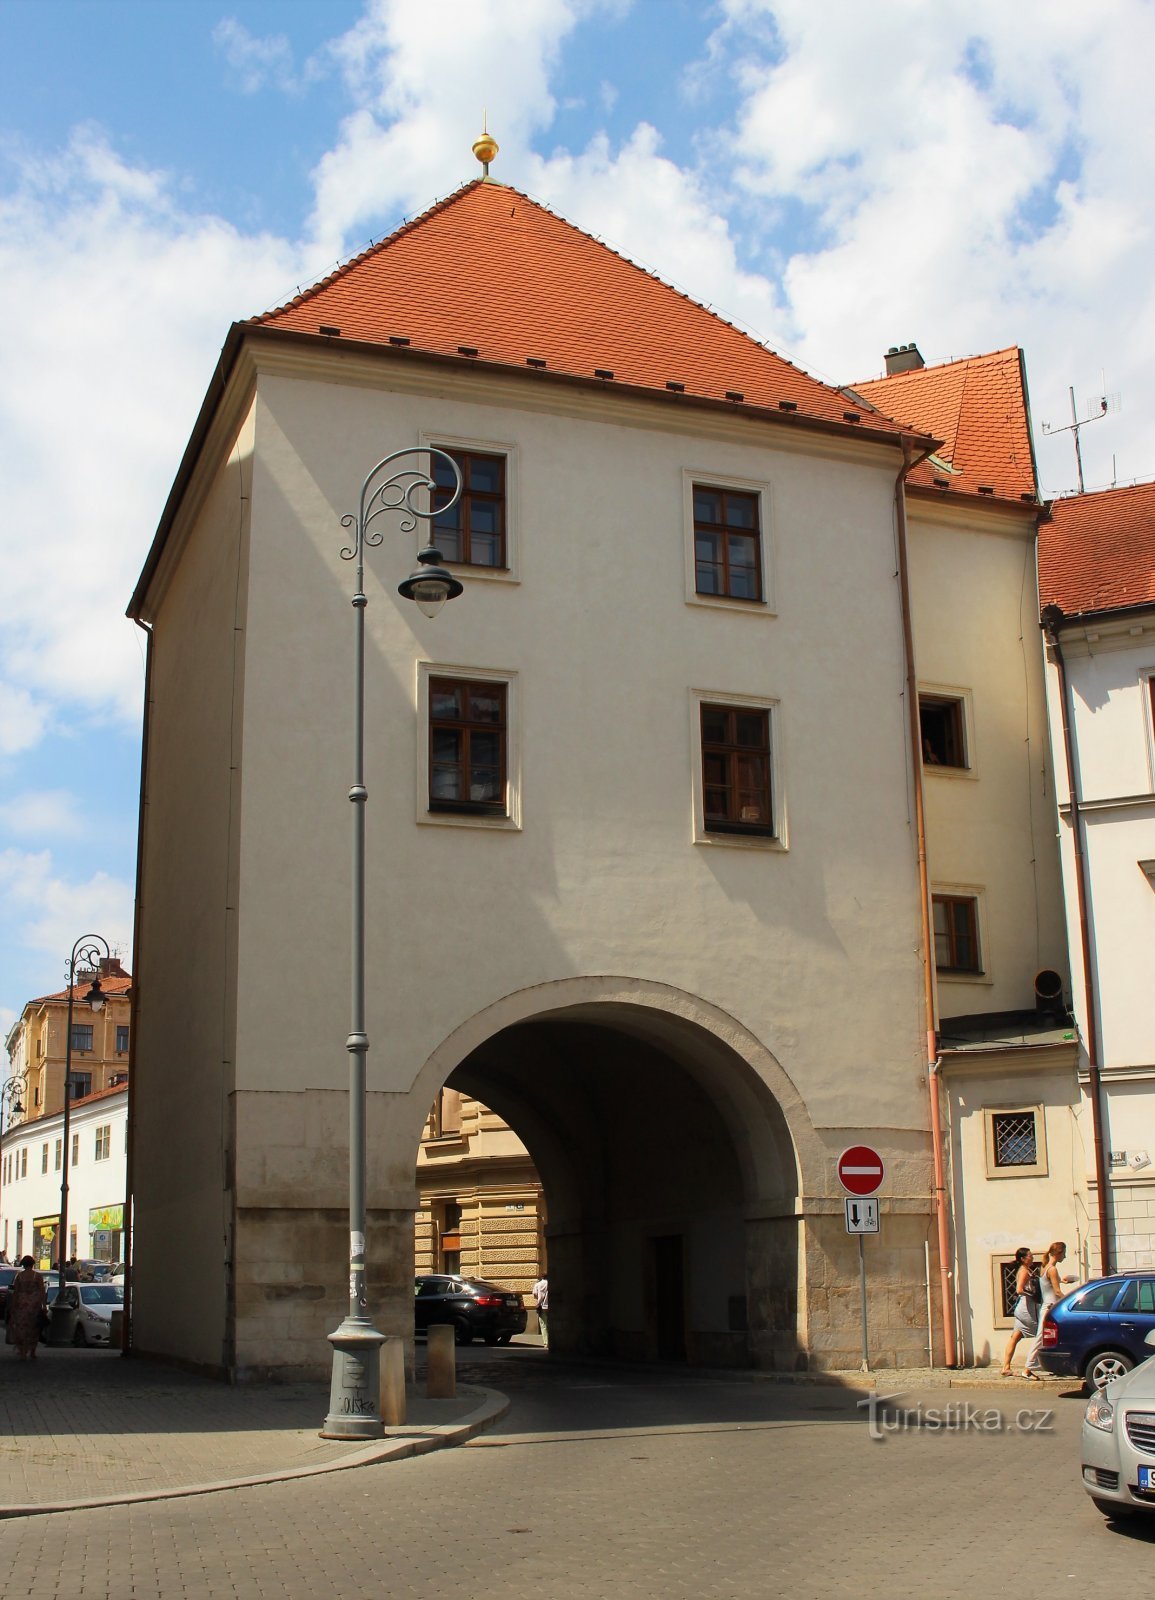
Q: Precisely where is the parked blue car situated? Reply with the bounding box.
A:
[1039,1272,1155,1391]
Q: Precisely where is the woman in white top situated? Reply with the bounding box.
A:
[1023,1241,1076,1377]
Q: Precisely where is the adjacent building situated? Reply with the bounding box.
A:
[1039,481,1155,1275]
[851,346,1079,1366]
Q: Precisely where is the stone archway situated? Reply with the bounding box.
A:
[406,977,823,1368]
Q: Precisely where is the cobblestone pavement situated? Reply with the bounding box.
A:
[1,1347,1152,1598]
[0,1347,490,1512]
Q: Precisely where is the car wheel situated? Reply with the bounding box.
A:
[454,1320,474,1346]
[1084,1349,1134,1392]
[72,1324,88,1348]
[1090,1496,1135,1519]
[497,1333,513,1345]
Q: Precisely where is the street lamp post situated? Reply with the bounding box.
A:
[0,1074,27,1260]
[55,935,109,1321]
[321,448,464,1440]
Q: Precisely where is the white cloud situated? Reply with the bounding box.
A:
[0,686,46,756]
[0,849,133,970]
[0,791,83,839]
[213,18,302,95]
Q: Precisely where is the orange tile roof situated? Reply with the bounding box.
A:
[31,977,133,1007]
[851,348,1039,504]
[1039,481,1155,617]
[253,179,909,440]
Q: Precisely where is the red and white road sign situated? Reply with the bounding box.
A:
[837,1145,885,1197]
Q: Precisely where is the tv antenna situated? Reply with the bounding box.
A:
[1041,381,1119,494]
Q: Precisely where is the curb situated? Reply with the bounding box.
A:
[0,1385,509,1521]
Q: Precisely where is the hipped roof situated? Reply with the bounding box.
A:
[851,347,1039,506]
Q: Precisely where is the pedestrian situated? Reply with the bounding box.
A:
[532,1275,548,1348]
[1001,1246,1040,1375]
[6,1256,47,1361]
[1023,1241,1077,1377]
[64,1256,81,1282]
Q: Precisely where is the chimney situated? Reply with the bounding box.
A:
[885,343,925,375]
[99,957,127,979]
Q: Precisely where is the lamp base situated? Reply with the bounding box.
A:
[320,1317,387,1439]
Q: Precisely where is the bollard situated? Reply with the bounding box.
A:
[426,1323,456,1399]
[380,1337,406,1427]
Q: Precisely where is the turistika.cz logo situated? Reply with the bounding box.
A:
[858,1391,1055,1442]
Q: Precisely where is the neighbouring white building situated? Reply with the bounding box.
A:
[127,168,953,1381]
[1039,481,1155,1275]
[0,1086,128,1267]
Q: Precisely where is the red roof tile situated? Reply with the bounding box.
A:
[851,348,1038,503]
[1039,481,1155,617]
[30,977,133,1007]
[254,179,908,439]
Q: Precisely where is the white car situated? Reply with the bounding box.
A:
[1081,1327,1155,1517]
[52,1281,125,1346]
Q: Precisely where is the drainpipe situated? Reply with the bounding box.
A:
[894,437,958,1367]
[1040,605,1112,1274]
[121,618,154,1353]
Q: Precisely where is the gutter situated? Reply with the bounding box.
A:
[1040,604,1113,1275]
[894,434,958,1368]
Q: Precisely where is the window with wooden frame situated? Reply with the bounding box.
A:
[428,677,507,815]
[700,703,775,837]
[932,893,981,973]
[431,450,506,568]
[919,693,968,769]
[692,484,763,602]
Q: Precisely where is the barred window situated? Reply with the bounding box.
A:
[992,1111,1038,1168]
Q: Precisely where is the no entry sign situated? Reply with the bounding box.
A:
[837,1145,885,1197]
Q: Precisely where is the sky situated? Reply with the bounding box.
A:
[1,0,1152,1040]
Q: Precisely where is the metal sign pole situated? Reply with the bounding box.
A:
[858,1232,869,1372]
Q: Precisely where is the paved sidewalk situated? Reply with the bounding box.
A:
[0,1347,506,1519]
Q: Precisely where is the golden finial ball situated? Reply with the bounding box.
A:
[472,131,499,169]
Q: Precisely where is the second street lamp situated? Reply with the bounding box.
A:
[321,447,464,1440]
[54,934,109,1332]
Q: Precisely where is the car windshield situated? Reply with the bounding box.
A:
[78,1284,123,1306]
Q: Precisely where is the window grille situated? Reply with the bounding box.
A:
[992,1111,1037,1168]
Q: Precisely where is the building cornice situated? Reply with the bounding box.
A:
[903,490,1040,539]
[1045,609,1155,659]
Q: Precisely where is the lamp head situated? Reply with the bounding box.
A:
[398,545,464,619]
[84,976,105,1013]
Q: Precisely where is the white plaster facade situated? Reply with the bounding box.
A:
[130,330,939,1377]
[0,1088,128,1266]
[1044,607,1155,1270]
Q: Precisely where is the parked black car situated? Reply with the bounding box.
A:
[1039,1272,1155,1391]
[0,1264,19,1319]
[414,1275,527,1345]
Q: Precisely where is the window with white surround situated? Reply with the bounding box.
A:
[95,1124,111,1161]
[690,689,785,848]
[416,663,520,830]
[984,1105,1048,1178]
[931,888,988,980]
[1142,668,1155,788]
[683,471,775,613]
[421,432,519,583]
[918,687,974,772]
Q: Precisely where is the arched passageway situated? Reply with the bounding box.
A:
[412,985,811,1369]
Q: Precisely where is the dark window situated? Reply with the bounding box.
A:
[991,1111,1037,1168]
[429,678,507,815]
[998,1259,1021,1318]
[116,1026,129,1053]
[431,451,506,568]
[70,1024,93,1051]
[919,695,967,768]
[932,894,981,972]
[693,485,763,601]
[1116,1278,1155,1314]
[68,1072,92,1102]
[1073,1281,1124,1313]
[700,704,774,836]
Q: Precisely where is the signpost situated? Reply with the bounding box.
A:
[838,1145,884,1372]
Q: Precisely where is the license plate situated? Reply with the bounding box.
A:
[1140,1466,1155,1492]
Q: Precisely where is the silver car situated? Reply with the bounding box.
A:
[51,1281,124,1346]
[1081,1328,1155,1518]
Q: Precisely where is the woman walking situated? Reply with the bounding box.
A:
[5,1256,47,1360]
[1023,1241,1076,1377]
[1001,1246,1039,1375]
